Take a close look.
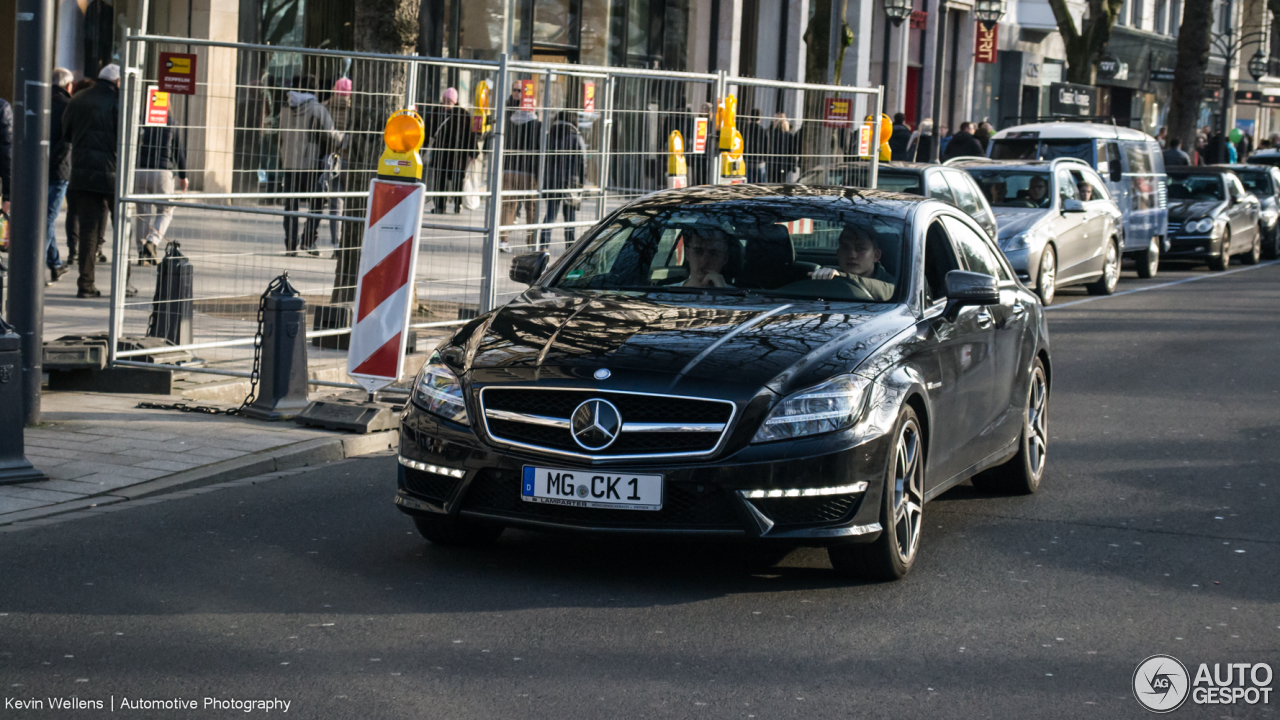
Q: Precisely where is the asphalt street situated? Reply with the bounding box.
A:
[3,261,1279,719]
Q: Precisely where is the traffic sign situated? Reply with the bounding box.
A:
[158,52,198,95]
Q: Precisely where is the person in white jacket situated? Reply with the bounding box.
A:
[278,74,343,255]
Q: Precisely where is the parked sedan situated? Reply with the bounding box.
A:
[1216,164,1280,259]
[798,161,998,239]
[952,158,1124,305]
[396,185,1051,582]
[1165,167,1262,270]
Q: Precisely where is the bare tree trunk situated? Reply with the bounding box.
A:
[1046,0,1125,85]
[1167,0,1213,151]
[331,0,420,304]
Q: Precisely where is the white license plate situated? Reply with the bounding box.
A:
[521,466,663,511]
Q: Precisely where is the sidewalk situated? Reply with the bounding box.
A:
[0,390,398,526]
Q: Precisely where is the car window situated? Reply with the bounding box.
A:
[1229,175,1247,199]
[1070,169,1109,201]
[942,215,1011,282]
[923,219,963,305]
[555,201,907,303]
[1124,142,1154,174]
[1098,141,1122,177]
[1041,140,1093,162]
[926,171,956,204]
[1167,175,1225,201]
[965,169,1053,208]
[1238,170,1271,195]
[943,172,981,216]
[990,139,1039,160]
[877,172,925,195]
[1056,168,1079,201]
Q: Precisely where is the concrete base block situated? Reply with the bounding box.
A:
[47,366,174,394]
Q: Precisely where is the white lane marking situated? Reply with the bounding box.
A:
[1046,260,1280,311]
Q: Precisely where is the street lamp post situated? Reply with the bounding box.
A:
[1209,28,1268,136]
[928,0,1004,161]
[881,0,913,95]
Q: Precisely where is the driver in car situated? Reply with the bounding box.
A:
[1027,176,1051,208]
[806,227,895,301]
[678,228,734,288]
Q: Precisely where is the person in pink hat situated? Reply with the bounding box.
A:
[426,87,478,214]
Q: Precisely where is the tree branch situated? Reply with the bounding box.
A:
[1046,0,1081,45]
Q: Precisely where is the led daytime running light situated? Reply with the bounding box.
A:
[741,483,868,499]
[398,456,466,479]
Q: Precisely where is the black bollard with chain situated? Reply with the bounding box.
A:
[146,242,194,347]
[0,314,46,484]
[241,274,311,421]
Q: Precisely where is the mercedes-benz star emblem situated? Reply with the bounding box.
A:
[594,368,611,380]
[571,399,622,451]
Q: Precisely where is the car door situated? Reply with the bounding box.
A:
[1069,167,1112,275]
[1051,167,1091,279]
[917,213,998,489]
[941,214,1028,462]
[943,170,999,240]
[1227,174,1260,241]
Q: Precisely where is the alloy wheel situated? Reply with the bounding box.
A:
[1026,366,1048,480]
[1038,248,1056,305]
[892,420,924,565]
[1103,242,1120,293]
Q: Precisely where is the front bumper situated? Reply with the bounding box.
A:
[1164,233,1225,259]
[395,402,894,546]
[1001,246,1038,287]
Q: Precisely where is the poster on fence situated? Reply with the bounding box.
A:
[145,87,170,126]
[583,82,596,112]
[693,117,708,153]
[824,98,852,128]
[520,80,537,110]
[348,179,427,393]
[158,52,198,95]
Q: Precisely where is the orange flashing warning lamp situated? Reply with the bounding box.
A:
[379,109,425,180]
[718,95,737,150]
[865,113,893,162]
[667,130,688,189]
[472,81,492,133]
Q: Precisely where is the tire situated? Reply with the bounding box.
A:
[1264,226,1280,261]
[413,514,505,547]
[1086,240,1121,295]
[828,407,925,581]
[1135,237,1160,279]
[1240,228,1262,265]
[972,358,1049,495]
[1209,230,1231,272]
[1035,245,1057,306]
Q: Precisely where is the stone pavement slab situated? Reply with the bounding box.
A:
[0,389,397,525]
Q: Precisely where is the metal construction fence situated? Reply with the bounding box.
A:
[108,34,882,383]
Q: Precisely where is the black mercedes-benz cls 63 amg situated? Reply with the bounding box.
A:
[395,185,1051,581]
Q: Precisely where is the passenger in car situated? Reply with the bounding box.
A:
[678,227,737,288]
[808,227,895,285]
[1077,182,1094,201]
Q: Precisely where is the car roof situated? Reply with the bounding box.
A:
[1214,164,1276,171]
[1166,166,1237,175]
[991,122,1155,142]
[949,158,1093,172]
[633,183,929,218]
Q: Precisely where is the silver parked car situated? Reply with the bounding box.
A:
[951,158,1124,305]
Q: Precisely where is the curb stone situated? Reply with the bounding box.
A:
[0,430,397,527]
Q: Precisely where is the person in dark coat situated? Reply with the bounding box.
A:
[133,108,188,265]
[910,119,934,162]
[888,113,912,161]
[742,115,768,183]
[63,78,96,265]
[766,114,798,183]
[499,90,542,250]
[539,111,587,250]
[62,64,122,297]
[941,121,985,161]
[427,87,478,214]
[0,95,11,220]
[1162,138,1191,167]
[45,68,75,283]
[1203,132,1228,165]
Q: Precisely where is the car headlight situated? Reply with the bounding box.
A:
[752,375,871,443]
[1189,217,1215,234]
[1261,209,1278,227]
[415,353,469,425]
[1001,232,1030,251]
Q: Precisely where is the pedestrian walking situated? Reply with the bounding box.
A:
[909,119,934,162]
[539,111,587,250]
[45,68,75,284]
[1162,138,1191,167]
[321,76,351,247]
[63,64,130,298]
[64,78,96,265]
[133,103,188,266]
[974,121,994,155]
[941,121,985,161]
[1203,131,1228,165]
[1156,126,1168,148]
[888,113,912,161]
[766,114,797,183]
[427,87,478,215]
[499,87,542,251]
[742,115,768,183]
[278,74,343,255]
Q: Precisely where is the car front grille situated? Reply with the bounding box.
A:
[461,469,743,530]
[479,388,735,459]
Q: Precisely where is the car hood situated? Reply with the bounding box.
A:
[455,289,914,395]
[1167,199,1224,220]
[990,207,1049,240]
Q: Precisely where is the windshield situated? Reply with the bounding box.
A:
[1237,171,1272,195]
[991,139,1038,160]
[876,173,924,195]
[991,138,1095,163]
[798,167,922,195]
[554,201,907,303]
[1167,176,1225,201]
[962,169,1053,208]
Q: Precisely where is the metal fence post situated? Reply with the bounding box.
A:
[109,34,142,363]
[479,54,510,313]
[535,68,553,248]
[870,87,883,190]
[712,70,726,186]
[597,76,615,216]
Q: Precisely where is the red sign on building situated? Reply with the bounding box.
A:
[975,23,998,64]
[910,10,928,29]
[157,52,198,95]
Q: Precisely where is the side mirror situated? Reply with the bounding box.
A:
[509,252,550,285]
[942,270,999,322]
[1110,166,1122,183]
[1061,198,1086,214]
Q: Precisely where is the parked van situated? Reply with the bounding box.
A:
[988,123,1169,278]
